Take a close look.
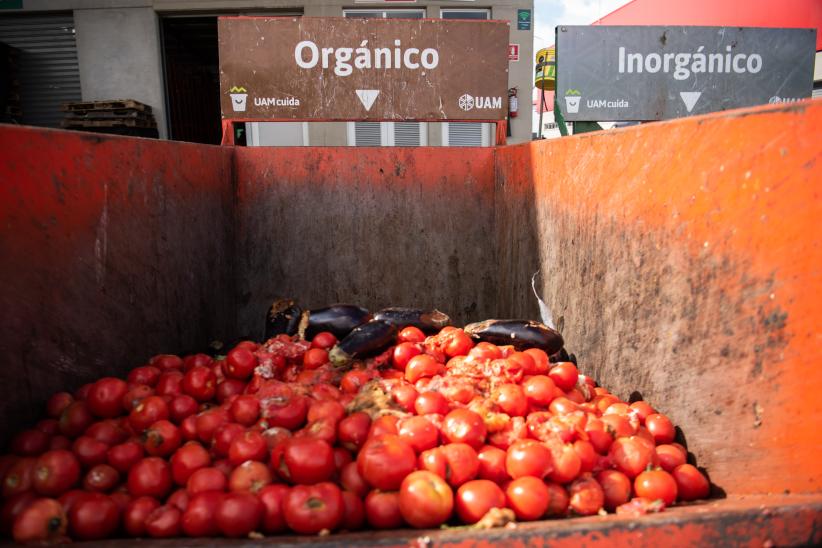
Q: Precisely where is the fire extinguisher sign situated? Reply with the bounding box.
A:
[509,44,520,62]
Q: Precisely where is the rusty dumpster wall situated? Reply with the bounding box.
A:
[495,101,822,496]
[233,147,498,337]
[0,127,236,443]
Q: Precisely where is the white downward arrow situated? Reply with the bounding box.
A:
[356,90,380,111]
[680,91,702,113]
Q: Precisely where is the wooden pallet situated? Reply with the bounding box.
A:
[64,109,152,121]
[62,99,152,114]
[61,118,157,129]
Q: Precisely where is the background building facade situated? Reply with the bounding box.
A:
[0,0,534,146]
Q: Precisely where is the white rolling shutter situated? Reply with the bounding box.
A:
[354,121,382,146]
[0,13,81,128]
[394,122,421,146]
[445,122,488,147]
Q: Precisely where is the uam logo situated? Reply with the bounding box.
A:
[230,86,248,112]
[564,89,582,114]
[458,94,502,111]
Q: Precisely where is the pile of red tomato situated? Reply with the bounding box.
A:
[2,325,710,543]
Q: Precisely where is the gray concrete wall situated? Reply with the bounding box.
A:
[74,7,167,138]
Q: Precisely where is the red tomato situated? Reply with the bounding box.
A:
[58,402,94,439]
[122,384,153,413]
[35,419,59,437]
[278,437,336,485]
[307,399,346,425]
[391,383,418,412]
[468,342,503,360]
[48,436,72,451]
[506,439,552,479]
[144,504,181,538]
[549,362,579,391]
[645,413,676,444]
[229,460,272,494]
[506,476,550,521]
[72,436,108,468]
[574,439,597,473]
[656,444,687,472]
[68,493,119,540]
[215,379,246,404]
[1,491,38,536]
[302,348,328,370]
[492,383,528,417]
[414,391,450,416]
[549,396,580,416]
[258,484,290,534]
[128,457,172,498]
[32,449,80,496]
[507,351,537,375]
[143,420,181,457]
[340,461,369,498]
[260,391,308,431]
[634,469,677,506]
[609,437,656,479]
[214,492,263,538]
[398,416,439,454]
[74,383,92,401]
[398,326,426,343]
[672,464,710,501]
[168,395,198,424]
[398,470,453,528]
[211,422,244,457]
[340,490,365,531]
[123,496,161,537]
[225,348,258,380]
[127,366,161,387]
[364,489,403,529]
[337,412,371,452]
[12,498,67,543]
[283,482,344,535]
[107,441,143,474]
[311,331,338,349]
[86,378,128,419]
[187,467,227,494]
[11,430,49,457]
[442,408,487,450]
[596,469,633,511]
[229,430,267,466]
[85,420,128,446]
[629,401,657,423]
[405,354,444,383]
[523,375,558,409]
[523,348,550,373]
[357,435,416,491]
[568,474,605,515]
[340,369,373,394]
[477,445,509,484]
[392,342,422,371]
[46,392,74,419]
[367,415,399,439]
[181,366,216,402]
[155,371,184,397]
[2,457,35,498]
[151,354,183,371]
[170,442,210,485]
[455,479,506,524]
[545,482,571,517]
[83,464,119,492]
[128,396,169,433]
[443,330,474,357]
[547,441,583,484]
[601,413,636,439]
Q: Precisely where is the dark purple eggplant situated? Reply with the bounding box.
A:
[372,307,452,333]
[550,347,571,363]
[463,319,564,355]
[302,304,371,340]
[264,299,302,339]
[329,320,398,367]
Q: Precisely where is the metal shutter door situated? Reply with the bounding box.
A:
[813,87,822,99]
[448,122,484,146]
[354,122,382,146]
[394,122,421,146]
[0,13,81,128]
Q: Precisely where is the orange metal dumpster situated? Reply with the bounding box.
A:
[1,99,820,546]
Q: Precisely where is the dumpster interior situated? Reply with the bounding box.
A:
[1,100,820,545]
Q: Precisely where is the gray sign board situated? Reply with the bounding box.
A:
[556,26,816,121]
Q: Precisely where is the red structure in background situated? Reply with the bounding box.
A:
[535,0,822,112]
